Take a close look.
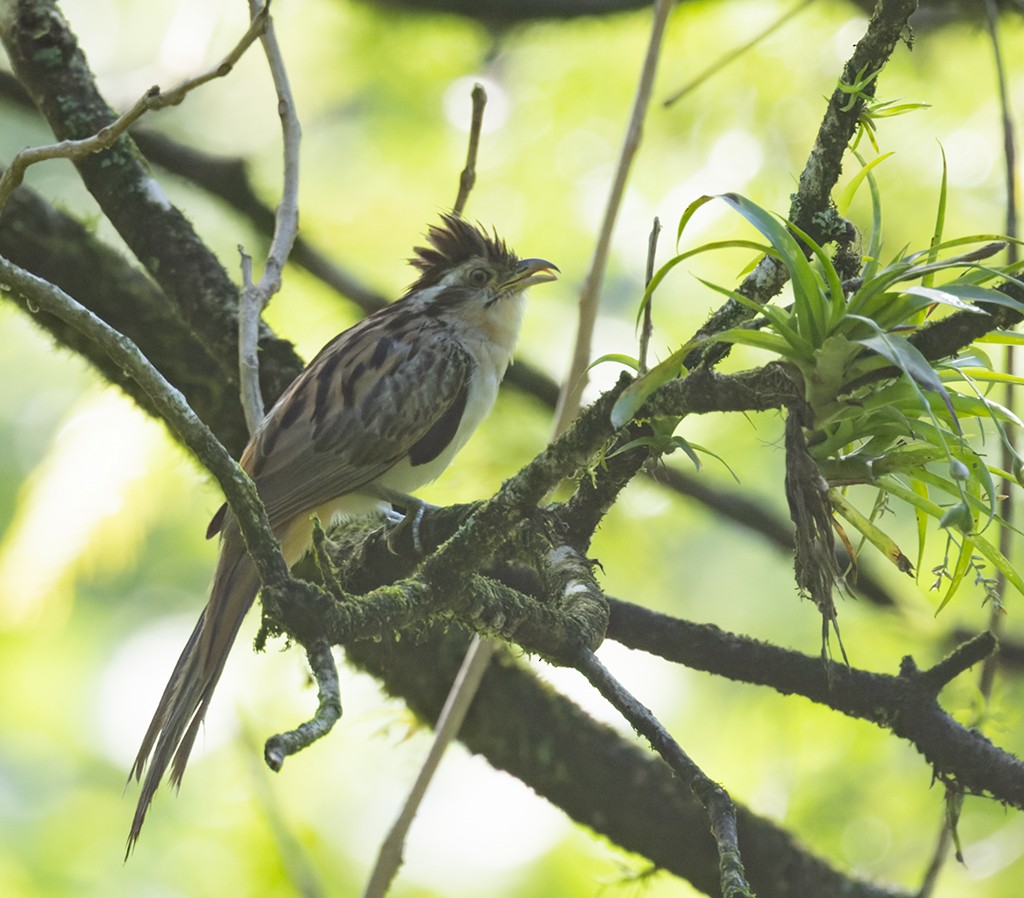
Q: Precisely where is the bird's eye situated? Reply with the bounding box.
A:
[467,267,490,288]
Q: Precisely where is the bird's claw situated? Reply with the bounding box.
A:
[384,501,431,555]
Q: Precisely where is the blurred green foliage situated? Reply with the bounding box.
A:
[1,1,1023,896]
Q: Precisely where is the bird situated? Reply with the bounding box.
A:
[127,214,557,851]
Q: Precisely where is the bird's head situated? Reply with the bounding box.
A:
[407,214,558,352]
[409,213,557,302]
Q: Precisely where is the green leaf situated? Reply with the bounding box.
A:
[853,149,884,282]
[668,435,702,471]
[878,475,1024,599]
[910,464,1000,535]
[635,240,775,327]
[718,193,827,344]
[806,333,861,410]
[685,441,741,482]
[695,276,814,359]
[788,219,846,330]
[845,263,915,319]
[923,144,948,289]
[936,537,973,613]
[610,341,696,430]
[943,389,1023,428]
[589,353,640,372]
[829,489,913,574]
[924,283,1024,311]
[975,330,1024,346]
[847,239,1016,323]
[850,318,959,431]
[707,327,804,360]
[837,151,894,213]
[901,285,985,314]
[675,194,716,246]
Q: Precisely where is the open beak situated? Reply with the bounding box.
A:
[500,258,559,292]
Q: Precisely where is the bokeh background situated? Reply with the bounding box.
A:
[1,0,1023,896]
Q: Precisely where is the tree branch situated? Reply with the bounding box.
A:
[238,0,302,431]
[452,83,487,217]
[343,624,912,898]
[606,599,1024,808]
[0,0,298,414]
[686,0,921,368]
[264,638,342,771]
[0,5,270,209]
[552,0,674,435]
[577,650,753,897]
[0,254,291,595]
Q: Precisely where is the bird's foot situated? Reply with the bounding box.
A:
[370,487,435,555]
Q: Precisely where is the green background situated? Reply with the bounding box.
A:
[1,1,1023,895]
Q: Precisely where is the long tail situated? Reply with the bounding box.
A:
[126,525,259,854]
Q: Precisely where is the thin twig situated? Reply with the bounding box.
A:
[264,639,342,771]
[936,9,1018,886]
[577,650,752,898]
[984,2,1018,263]
[360,635,495,898]
[979,0,1020,702]
[238,243,262,425]
[0,3,270,212]
[638,216,661,374]
[663,0,816,107]
[361,81,493,898]
[551,0,674,437]
[0,254,289,590]
[238,0,302,432]
[915,818,952,898]
[453,84,487,217]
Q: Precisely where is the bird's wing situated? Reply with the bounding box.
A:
[238,312,473,530]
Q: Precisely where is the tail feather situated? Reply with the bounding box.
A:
[126,527,260,854]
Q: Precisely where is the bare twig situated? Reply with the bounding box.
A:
[940,9,1021,888]
[978,0,1019,702]
[684,0,920,369]
[663,0,816,107]
[360,635,495,898]
[0,4,270,211]
[984,0,1018,261]
[551,0,674,437]
[0,255,289,590]
[577,651,752,897]
[452,83,488,217]
[264,639,342,771]
[638,216,661,374]
[238,0,302,432]
[916,819,952,898]
[238,243,262,423]
[361,80,495,898]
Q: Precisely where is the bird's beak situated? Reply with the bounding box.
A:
[500,258,559,292]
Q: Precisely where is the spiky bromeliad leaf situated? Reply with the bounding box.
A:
[848,316,960,432]
[719,192,828,345]
[610,341,697,431]
[878,474,1024,602]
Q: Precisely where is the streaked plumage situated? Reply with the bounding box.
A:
[127,215,556,850]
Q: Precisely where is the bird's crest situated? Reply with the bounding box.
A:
[408,214,516,293]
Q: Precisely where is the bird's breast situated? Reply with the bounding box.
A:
[375,346,503,496]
